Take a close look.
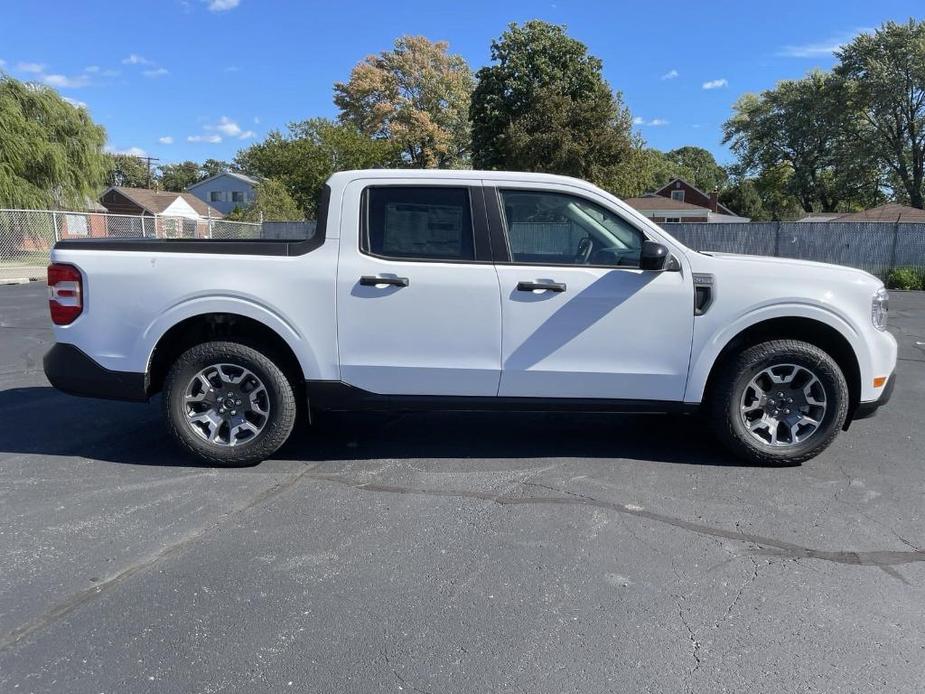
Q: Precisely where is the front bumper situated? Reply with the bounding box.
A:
[43,343,148,402]
[853,373,895,421]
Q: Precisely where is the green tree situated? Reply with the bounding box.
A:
[0,76,108,208]
[836,20,925,208]
[201,159,230,179]
[226,178,302,222]
[106,154,150,188]
[235,118,400,216]
[470,21,634,185]
[723,71,880,213]
[665,146,728,192]
[334,35,473,168]
[719,178,767,220]
[159,161,203,192]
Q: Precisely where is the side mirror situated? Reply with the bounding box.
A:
[639,240,669,271]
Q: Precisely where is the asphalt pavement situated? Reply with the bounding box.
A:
[0,281,923,693]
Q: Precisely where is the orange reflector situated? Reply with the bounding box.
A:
[873,377,887,388]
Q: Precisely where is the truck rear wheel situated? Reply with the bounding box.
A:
[711,339,849,465]
[163,341,297,466]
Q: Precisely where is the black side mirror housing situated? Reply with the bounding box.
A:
[640,240,670,271]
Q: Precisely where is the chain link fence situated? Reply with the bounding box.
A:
[0,208,313,280]
[3,208,924,282]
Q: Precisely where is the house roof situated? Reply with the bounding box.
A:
[622,195,712,212]
[834,203,925,223]
[654,177,738,216]
[104,187,224,218]
[186,171,260,191]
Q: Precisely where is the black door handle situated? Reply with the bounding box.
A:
[517,281,566,293]
[360,275,409,287]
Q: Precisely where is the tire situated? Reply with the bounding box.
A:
[163,341,297,466]
[711,339,849,465]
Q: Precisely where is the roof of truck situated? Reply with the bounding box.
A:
[327,169,591,187]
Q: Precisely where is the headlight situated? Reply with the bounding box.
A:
[871,287,889,331]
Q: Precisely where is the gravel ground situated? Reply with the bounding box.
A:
[0,282,923,693]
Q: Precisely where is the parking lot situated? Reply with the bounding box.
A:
[0,281,923,693]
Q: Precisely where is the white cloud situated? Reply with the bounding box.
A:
[17,62,46,73]
[62,96,87,109]
[777,28,871,58]
[203,116,254,139]
[158,135,174,144]
[253,116,260,124]
[633,116,669,127]
[122,54,153,65]
[84,65,100,73]
[224,65,240,72]
[702,78,728,90]
[107,145,147,157]
[188,134,223,143]
[660,69,679,80]
[42,73,91,88]
[0,59,6,68]
[142,67,169,78]
[205,0,240,11]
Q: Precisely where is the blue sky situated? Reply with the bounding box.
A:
[3,0,923,166]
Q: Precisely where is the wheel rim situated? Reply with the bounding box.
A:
[739,363,827,447]
[183,363,270,447]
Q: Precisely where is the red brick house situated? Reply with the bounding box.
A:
[654,178,739,217]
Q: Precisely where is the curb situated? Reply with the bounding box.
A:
[0,277,38,286]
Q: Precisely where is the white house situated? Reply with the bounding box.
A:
[186,172,259,215]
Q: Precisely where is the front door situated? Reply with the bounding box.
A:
[336,182,502,396]
[492,186,694,401]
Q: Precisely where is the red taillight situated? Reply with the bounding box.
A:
[48,263,83,325]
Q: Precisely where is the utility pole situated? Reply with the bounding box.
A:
[142,156,160,189]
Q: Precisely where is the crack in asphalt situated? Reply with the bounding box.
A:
[304,473,925,569]
[0,464,317,653]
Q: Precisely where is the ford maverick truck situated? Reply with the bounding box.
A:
[43,170,896,465]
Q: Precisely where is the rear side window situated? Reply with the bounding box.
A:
[363,187,475,261]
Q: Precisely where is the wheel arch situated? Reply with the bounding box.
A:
[146,312,306,398]
[697,315,862,419]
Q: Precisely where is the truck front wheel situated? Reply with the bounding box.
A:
[711,339,849,465]
[163,341,297,466]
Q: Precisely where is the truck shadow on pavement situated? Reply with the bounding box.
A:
[0,386,764,468]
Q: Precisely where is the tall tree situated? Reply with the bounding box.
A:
[225,178,302,222]
[201,159,230,179]
[836,20,925,208]
[334,35,473,168]
[158,161,202,192]
[665,146,728,192]
[470,21,634,185]
[106,154,150,188]
[236,118,400,216]
[0,76,108,208]
[722,71,880,212]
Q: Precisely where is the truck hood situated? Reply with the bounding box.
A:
[699,251,882,287]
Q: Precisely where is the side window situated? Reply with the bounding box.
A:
[364,187,475,261]
[500,190,645,267]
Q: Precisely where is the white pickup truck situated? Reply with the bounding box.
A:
[44,170,896,466]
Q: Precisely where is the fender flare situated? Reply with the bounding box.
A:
[684,302,867,403]
[138,295,319,380]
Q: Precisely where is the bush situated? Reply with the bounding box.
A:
[886,267,925,290]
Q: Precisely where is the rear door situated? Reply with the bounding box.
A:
[335,179,502,396]
[489,183,695,401]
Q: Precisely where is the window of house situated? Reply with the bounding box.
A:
[363,187,475,261]
[232,191,245,203]
[664,217,682,223]
[671,190,685,201]
[210,191,223,202]
[500,190,644,268]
